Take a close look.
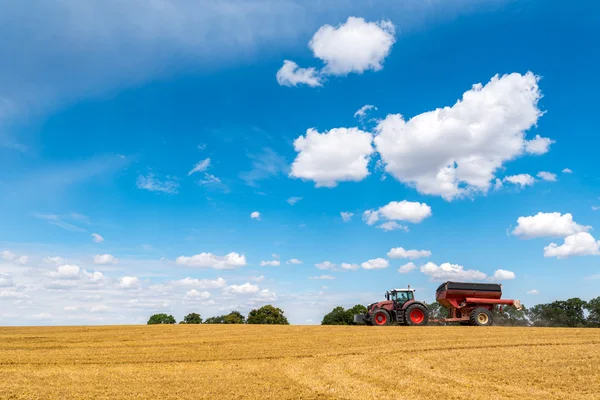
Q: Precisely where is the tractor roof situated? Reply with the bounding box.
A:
[391,288,415,292]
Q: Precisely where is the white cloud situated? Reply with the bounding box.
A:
[562,168,573,174]
[251,275,265,283]
[593,206,600,211]
[136,172,179,194]
[287,259,303,265]
[0,274,14,287]
[176,252,247,269]
[398,262,417,274]
[172,277,226,289]
[493,178,503,191]
[287,197,303,205]
[310,17,395,75]
[537,171,557,182]
[188,158,211,176]
[315,261,336,270]
[260,260,281,267]
[309,275,335,280]
[340,212,354,222]
[387,247,432,259]
[361,258,389,270]
[272,254,280,259]
[544,232,600,258]
[254,289,277,302]
[0,290,28,299]
[1,250,16,261]
[290,127,374,187]
[64,306,79,312]
[184,289,211,300]
[250,211,261,220]
[90,305,111,313]
[376,221,407,232]
[363,201,432,229]
[504,174,535,188]
[374,72,548,200]
[239,148,288,186]
[224,282,260,295]
[340,263,359,271]
[489,269,516,281]
[55,264,81,279]
[276,60,322,87]
[46,256,66,265]
[354,105,377,119]
[91,233,104,243]
[420,262,487,281]
[525,135,555,155]
[119,276,141,289]
[527,289,540,295]
[94,254,118,265]
[512,212,591,239]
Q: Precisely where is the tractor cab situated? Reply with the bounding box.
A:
[386,289,415,309]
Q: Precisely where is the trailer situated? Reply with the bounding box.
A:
[353,281,521,327]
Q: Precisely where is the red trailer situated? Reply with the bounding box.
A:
[433,281,522,326]
[354,281,522,326]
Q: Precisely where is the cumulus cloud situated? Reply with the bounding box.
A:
[94,254,118,265]
[398,262,417,274]
[527,289,540,295]
[184,289,211,300]
[188,158,211,176]
[562,168,573,173]
[54,264,81,279]
[537,171,557,182]
[136,172,179,194]
[260,260,281,267]
[250,211,261,220]
[290,127,374,187]
[224,282,260,295]
[544,232,600,258]
[363,201,432,230]
[489,269,516,281]
[361,258,389,270]
[340,263,360,271]
[119,276,141,289]
[524,135,555,155]
[387,247,431,259]
[172,277,226,289]
[374,72,549,200]
[340,212,354,222]
[287,259,303,265]
[315,261,336,270]
[420,262,487,281]
[176,252,247,269]
[91,233,104,243]
[512,212,591,239]
[504,174,535,188]
[310,17,395,75]
[1,251,26,264]
[308,275,335,280]
[0,274,15,287]
[276,60,322,87]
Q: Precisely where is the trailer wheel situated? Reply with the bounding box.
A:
[470,308,493,326]
[372,309,390,326]
[405,304,429,326]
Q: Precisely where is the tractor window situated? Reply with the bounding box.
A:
[407,291,414,301]
[395,292,408,302]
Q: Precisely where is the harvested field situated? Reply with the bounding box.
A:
[0,325,599,399]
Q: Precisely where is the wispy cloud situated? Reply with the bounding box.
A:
[239,148,288,186]
[136,172,179,194]
[31,213,88,232]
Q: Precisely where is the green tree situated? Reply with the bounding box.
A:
[147,313,176,325]
[346,304,368,325]
[182,313,202,324]
[204,315,225,324]
[321,306,349,325]
[426,301,449,325]
[247,305,289,325]
[492,304,529,326]
[528,298,588,327]
[585,296,600,328]
[223,311,246,324]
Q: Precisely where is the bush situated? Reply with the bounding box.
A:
[181,313,202,324]
[247,305,289,325]
[321,304,367,325]
[147,313,176,325]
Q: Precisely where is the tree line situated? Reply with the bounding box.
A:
[147,304,289,325]
[322,296,600,327]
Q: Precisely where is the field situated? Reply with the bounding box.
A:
[1,325,599,399]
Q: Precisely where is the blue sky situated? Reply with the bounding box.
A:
[1,0,599,325]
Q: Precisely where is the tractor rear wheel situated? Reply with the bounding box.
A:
[405,304,429,326]
[470,307,493,326]
[372,309,391,326]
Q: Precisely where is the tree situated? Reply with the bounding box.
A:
[247,305,289,325]
[182,313,202,324]
[346,304,368,325]
[585,296,600,328]
[204,315,225,324]
[147,313,176,325]
[492,304,529,326]
[426,301,449,325]
[528,298,588,327]
[321,304,368,325]
[223,311,245,324]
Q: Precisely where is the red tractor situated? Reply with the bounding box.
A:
[354,281,522,326]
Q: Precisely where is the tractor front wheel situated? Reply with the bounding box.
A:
[470,307,493,326]
[372,309,391,326]
[405,304,429,326]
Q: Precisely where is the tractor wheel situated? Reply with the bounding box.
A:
[372,309,391,326]
[405,304,429,326]
[470,308,493,326]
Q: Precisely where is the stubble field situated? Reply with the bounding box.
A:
[0,325,599,399]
